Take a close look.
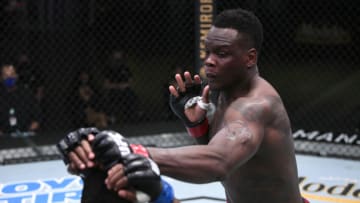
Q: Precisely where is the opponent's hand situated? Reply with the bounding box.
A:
[67,134,96,175]
[169,71,210,127]
[106,154,174,203]
[56,127,99,174]
[91,130,149,170]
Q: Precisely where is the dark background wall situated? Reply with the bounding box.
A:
[0,0,359,145]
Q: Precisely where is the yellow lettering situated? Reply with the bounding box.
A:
[200,0,212,3]
[200,23,212,28]
[200,5,213,13]
[200,50,206,59]
[200,29,209,40]
[200,14,212,23]
[198,0,213,63]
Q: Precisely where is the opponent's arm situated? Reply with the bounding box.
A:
[148,98,269,183]
[105,154,175,203]
[91,131,175,202]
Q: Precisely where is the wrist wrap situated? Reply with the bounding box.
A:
[186,118,209,138]
[152,179,175,203]
[130,144,150,158]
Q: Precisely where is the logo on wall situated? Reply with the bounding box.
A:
[293,129,360,145]
[295,23,352,45]
[0,177,83,203]
[195,0,215,73]
[1,175,359,202]
[300,176,360,203]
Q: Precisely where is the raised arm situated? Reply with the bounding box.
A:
[169,71,212,144]
[148,98,269,183]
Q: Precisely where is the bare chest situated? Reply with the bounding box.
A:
[209,109,225,138]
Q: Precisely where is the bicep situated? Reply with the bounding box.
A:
[209,116,264,170]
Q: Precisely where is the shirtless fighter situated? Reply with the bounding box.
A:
[65,8,309,203]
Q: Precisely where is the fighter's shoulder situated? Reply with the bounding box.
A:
[228,95,281,122]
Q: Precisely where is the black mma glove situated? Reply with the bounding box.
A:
[123,154,162,202]
[91,130,149,170]
[170,82,211,140]
[56,127,99,164]
[169,82,203,127]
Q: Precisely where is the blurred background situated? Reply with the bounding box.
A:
[0,0,359,163]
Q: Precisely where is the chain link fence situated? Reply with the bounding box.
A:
[0,0,359,161]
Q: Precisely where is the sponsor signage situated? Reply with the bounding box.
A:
[299,176,360,203]
[195,0,215,72]
[1,176,360,203]
[0,177,83,203]
[293,129,360,145]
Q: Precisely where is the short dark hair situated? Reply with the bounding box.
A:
[214,8,263,52]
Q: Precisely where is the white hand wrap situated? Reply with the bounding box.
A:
[184,96,216,120]
[184,96,202,109]
[135,190,151,203]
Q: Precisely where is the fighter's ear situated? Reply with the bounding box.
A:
[246,48,257,68]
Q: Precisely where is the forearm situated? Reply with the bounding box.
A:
[147,146,226,183]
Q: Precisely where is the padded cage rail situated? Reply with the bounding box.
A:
[1,129,359,165]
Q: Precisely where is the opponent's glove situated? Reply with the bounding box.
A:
[56,127,99,164]
[91,130,149,170]
[123,154,174,203]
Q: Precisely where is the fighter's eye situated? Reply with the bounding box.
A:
[205,50,210,56]
[217,51,228,58]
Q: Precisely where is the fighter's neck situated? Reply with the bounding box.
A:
[220,67,259,105]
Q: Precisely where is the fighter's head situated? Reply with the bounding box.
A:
[1,64,18,89]
[214,8,263,54]
[204,9,263,91]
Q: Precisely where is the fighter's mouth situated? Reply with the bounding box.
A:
[206,73,216,80]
